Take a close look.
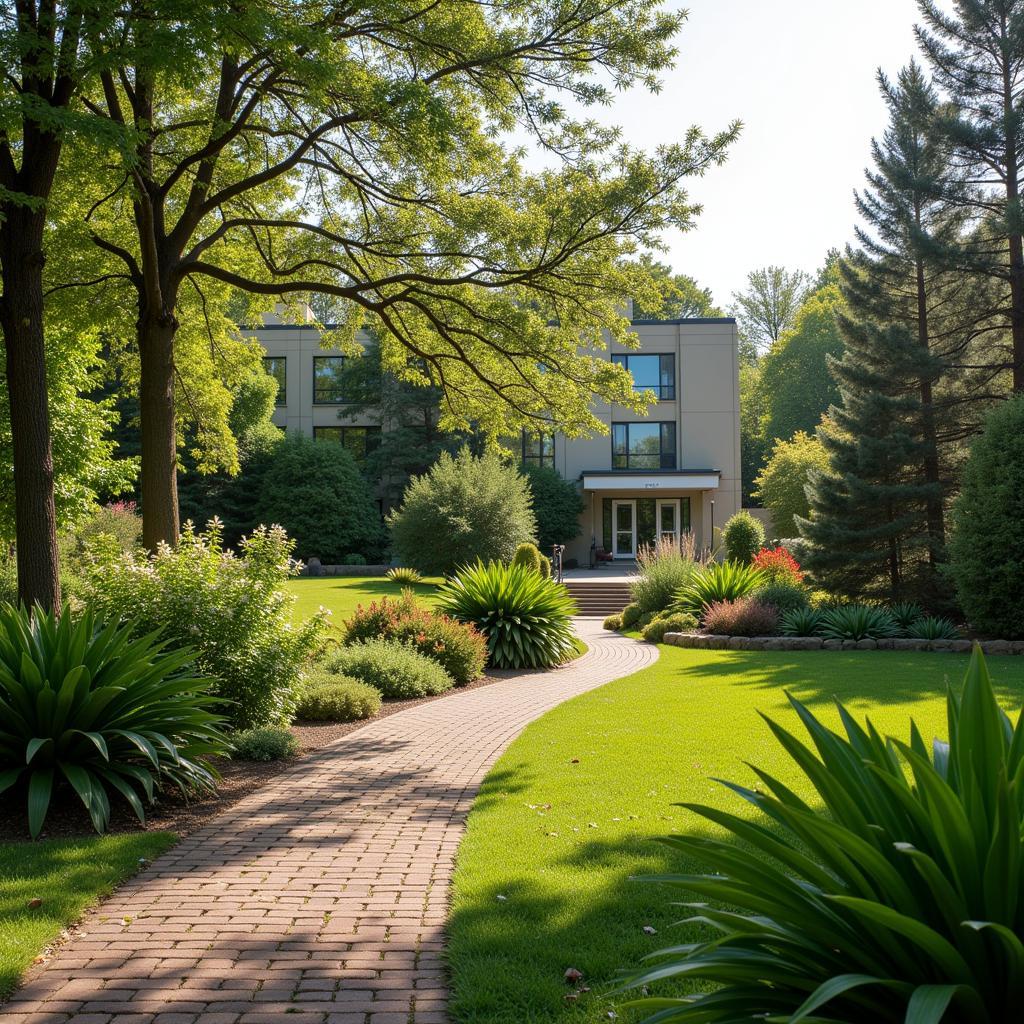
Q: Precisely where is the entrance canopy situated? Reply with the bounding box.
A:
[581,470,720,491]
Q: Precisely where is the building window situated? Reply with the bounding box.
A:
[313,356,347,404]
[313,425,382,463]
[263,356,286,406]
[611,422,676,470]
[611,353,675,400]
[521,430,555,469]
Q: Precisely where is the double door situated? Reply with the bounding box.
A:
[611,499,681,558]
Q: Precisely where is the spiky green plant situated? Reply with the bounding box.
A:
[620,648,1024,1022]
[779,605,826,637]
[673,561,765,616]
[0,603,227,837]
[386,566,423,585]
[435,560,577,669]
[907,616,961,641]
[820,604,899,640]
[889,601,925,633]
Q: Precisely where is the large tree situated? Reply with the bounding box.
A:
[72,0,738,549]
[730,265,810,353]
[917,0,1024,390]
[631,256,723,319]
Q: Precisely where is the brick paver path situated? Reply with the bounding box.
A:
[4,621,657,1024]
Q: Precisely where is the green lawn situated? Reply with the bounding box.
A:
[447,647,1024,1023]
[0,832,177,1000]
[285,575,443,628]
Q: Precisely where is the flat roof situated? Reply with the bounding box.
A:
[242,316,738,330]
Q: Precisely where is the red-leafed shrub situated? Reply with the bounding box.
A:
[751,546,804,586]
[343,592,487,685]
[702,597,780,637]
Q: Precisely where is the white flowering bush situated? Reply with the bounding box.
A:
[80,519,327,729]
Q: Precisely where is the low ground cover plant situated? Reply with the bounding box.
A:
[779,605,827,637]
[752,580,809,614]
[819,603,899,640]
[702,596,779,637]
[329,638,454,698]
[630,535,700,616]
[621,649,1023,1023]
[640,611,699,643]
[436,560,577,669]
[343,591,486,684]
[674,561,765,616]
[80,520,326,729]
[906,615,960,640]
[386,566,423,585]
[231,726,299,761]
[0,603,227,837]
[296,672,382,721]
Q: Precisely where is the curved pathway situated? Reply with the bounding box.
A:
[4,622,657,1024]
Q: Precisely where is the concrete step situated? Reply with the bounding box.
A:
[564,580,631,617]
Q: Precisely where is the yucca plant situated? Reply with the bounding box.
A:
[889,601,925,634]
[820,603,899,640]
[907,615,961,641]
[779,605,826,637]
[435,560,577,669]
[620,648,1024,1022]
[0,603,228,838]
[386,566,423,585]
[673,561,765,616]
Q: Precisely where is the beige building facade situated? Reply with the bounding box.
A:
[246,310,741,568]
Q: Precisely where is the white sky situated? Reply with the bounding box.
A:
[590,0,923,308]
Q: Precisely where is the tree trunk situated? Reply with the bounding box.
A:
[0,205,61,609]
[138,313,180,550]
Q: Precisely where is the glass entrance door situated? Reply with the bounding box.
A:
[612,500,636,558]
[658,499,679,547]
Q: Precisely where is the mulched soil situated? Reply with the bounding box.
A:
[0,671,515,844]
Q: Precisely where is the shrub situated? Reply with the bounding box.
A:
[254,433,387,564]
[522,464,584,551]
[328,639,454,698]
[295,673,382,722]
[511,542,543,574]
[341,553,367,566]
[435,560,577,669]
[906,615,961,641]
[750,545,804,585]
[630,535,700,616]
[752,429,830,537]
[779,605,826,636]
[386,566,423,585]
[752,581,809,615]
[889,600,925,633]
[641,611,699,643]
[388,448,536,576]
[73,501,142,554]
[342,592,486,685]
[80,520,326,729]
[819,604,899,640]
[603,612,624,631]
[674,561,765,615]
[231,727,299,762]
[947,394,1024,638]
[620,603,643,629]
[621,649,1023,1023]
[539,553,552,578]
[721,510,765,563]
[702,597,780,637]
[0,603,227,838]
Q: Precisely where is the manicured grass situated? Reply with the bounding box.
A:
[0,832,177,1000]
[285,575,443,628]
[447,647,1024,1023]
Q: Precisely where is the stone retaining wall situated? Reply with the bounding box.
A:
[300,561,391,577]
[663,632,1024,655]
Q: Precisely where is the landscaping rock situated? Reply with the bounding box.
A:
[951,640,973,653]
[930,640,953,652]
[982,640,1010,655]
[1010,641,1024,655]
[841,640,859,650]
[876,638,895,650]
[822,639,842,650]
[891,639,917,651]
[306,557,323,577]
[727,636,746,649]
[855,639,877,650]
[704,634,730,650]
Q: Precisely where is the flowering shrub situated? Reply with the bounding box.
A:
[702,597,780,637]
[328,639,454,698]
[751,546,804,585]
[80,519,327,729]
[342,591,486,685]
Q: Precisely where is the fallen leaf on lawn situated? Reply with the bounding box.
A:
[27,898,42,910]
[564,967,584,983]
[563,993,579,1003]
[588,822,598,828]
[570,758,580,764]
[642,925,657,935]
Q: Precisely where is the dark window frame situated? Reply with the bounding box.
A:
[611,421,677,470]
[263,356,287,406]
[312,425,382,463]
[521,429,555,469]
[313,355,347,404]
[611,352,676,400]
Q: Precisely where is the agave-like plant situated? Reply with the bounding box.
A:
[386,566,423,585]
[820,603,899,640]
[907,615,962,641]
[435,560,577,669]
[779,605,826,637]
[889,601,925,633]
[0,603,228,837]
[673,561,765,616]
[620,648,1024,1022]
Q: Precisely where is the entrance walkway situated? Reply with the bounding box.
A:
[4,622,658,1024]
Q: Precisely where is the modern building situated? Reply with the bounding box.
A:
[245,306,741,568]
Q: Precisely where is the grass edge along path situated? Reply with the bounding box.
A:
[446,645,1024,1023]
[0,832,177,1002]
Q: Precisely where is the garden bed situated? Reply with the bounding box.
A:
[663,631,1024,654]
